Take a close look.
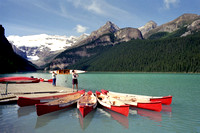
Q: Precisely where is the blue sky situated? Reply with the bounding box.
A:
[1,0,200,37]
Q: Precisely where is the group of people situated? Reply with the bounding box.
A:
[52,70,79,92]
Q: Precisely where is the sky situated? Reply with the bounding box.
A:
[1,0,200,37]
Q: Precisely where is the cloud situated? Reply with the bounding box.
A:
[75,25,88,33]
[67,0,136,21]
[87,1,103,14]
[163,0,179,9]
[67,0,105,15]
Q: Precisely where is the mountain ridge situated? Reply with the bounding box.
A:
[143,13,200,38]
[47,21,143,70]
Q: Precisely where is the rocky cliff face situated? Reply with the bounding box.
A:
[144,13,200,38]
[138,21,157,36]
[114,28,143,42]
[48,21,143,70]
[11,44,27,59]
[91,21,120,37]
[181,19,200,37]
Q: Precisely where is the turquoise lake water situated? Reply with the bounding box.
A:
[0,72,200,133]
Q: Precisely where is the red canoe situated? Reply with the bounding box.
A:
[18,91,82,107]
[101,90,162,112]
[96,91,129,117]
[77,91,97,118]
[36,90,85,116]
[39,78,53,82]
[0,77,40,83]
[102,89,172,105]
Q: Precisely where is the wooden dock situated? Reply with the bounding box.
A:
[0,82,73,104]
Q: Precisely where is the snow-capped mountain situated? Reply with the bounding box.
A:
[7,33,88,67]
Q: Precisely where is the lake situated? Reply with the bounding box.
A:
[0,72,200,133]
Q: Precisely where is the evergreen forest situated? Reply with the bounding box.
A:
[68,32,200,72]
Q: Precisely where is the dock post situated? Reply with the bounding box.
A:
[5,82,8,95]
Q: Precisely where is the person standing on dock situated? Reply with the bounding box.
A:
[72,70,78,92]
[52,71,57,86]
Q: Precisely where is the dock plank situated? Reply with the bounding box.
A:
[0,82,74,104]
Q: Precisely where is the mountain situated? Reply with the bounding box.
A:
[7,34,89,67]
[62,14,200,72]
[0,25,37,73]
[71,21,120,48]
[138,20,157,36]
[144,13,200,39]
[47,21,143,70]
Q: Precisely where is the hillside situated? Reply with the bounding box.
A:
[68,32,200,72]
[0,25,37,74]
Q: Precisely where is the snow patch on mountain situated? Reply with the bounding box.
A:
[7,34,77,51]
[27,55,39,60]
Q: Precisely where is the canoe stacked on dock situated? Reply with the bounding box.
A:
[77,91,97,117]
[0,77,40,83]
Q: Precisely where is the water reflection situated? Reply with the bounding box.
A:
[35,106,75,129]
[78,109,96,130]
[17,103,172,130]
[98,107,129,129]
[17,106,36,118]
[130,105,172,122]
[162,105,172,113]
[135,108,162,122]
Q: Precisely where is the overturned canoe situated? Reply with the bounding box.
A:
[102,90,162,112]
[36,90,85,116]
[96,91,129,117]
[77,91,97,118]
[0,77,40,84]
[102,89,172,105]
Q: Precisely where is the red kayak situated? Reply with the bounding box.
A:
[0,77,40,83]
[36,90,85,116]
[102,89,172,105]
[101,90,162,112]
[77,91,97,118]
[96,91,129,117]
